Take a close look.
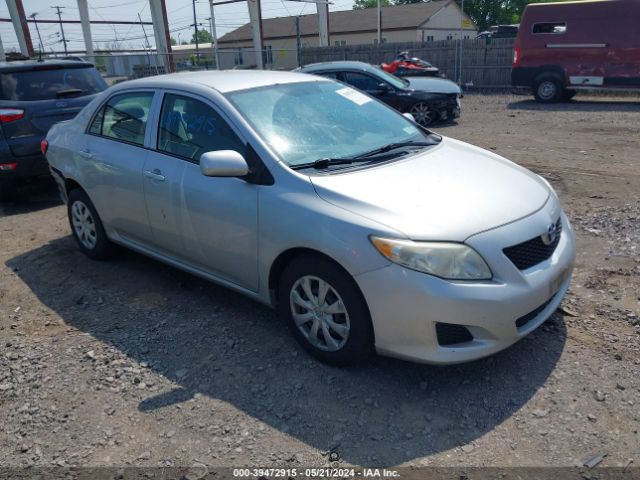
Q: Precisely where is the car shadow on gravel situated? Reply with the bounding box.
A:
[507,98,640,112]
[0,178,61,217]
[7,235,567,467]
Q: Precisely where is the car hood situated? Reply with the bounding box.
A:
[310,137,550,241]
[406,77,461,94]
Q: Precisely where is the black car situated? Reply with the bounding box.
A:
[296,61,461,127]
[0,60,107,197]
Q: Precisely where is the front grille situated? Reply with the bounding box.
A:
[515,295,555,329]
[503,218,562,270]
[436,323,473,346]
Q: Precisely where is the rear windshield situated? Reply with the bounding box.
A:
[0,66,107,101]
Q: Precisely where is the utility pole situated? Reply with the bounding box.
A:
[29,13,44,55]
[52,6,67,55]
[295,16,301,67]
[458,0,464,85]
[192,0,199,64]
[139,12,157,73]
[208,1,221,70]
[376,0,381,45]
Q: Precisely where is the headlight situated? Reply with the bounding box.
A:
[370,236,492,280]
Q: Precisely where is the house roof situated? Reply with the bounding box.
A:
[218,0,454,44]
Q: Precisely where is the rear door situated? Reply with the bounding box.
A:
[144,90,259,291]
[82,90,157,245]
[0,64,106,158]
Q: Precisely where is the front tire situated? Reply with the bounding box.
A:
[278,255,374,366]
[533,74,563,103]
[409,102,439,127]
[67,189,113,260]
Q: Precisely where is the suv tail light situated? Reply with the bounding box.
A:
[512,41,521,67]
[0,108,25,123]
[40,138,49,155]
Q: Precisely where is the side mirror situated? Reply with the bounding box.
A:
[377,82,390,92]
[200,150,249,177]
[403,112,415,122]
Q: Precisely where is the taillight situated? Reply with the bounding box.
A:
[0,108,25,123]
[40,138,49,155]
[0,162,18,171]
[512,42,520,67]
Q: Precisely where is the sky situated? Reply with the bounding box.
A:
[0,0,354,53]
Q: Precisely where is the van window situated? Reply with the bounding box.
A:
[532,22,566,34]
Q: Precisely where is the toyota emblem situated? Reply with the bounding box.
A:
[541,222,558,246]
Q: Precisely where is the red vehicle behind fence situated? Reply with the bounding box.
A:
[511,0,640,102]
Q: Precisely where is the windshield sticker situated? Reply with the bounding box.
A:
[336,87,372,106]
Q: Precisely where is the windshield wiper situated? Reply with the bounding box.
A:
[56,88,85,98]
[354,138,441,159]
[290,157,370,170]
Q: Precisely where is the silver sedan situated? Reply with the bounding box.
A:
[45,71,575,366]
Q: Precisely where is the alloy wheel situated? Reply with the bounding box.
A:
[410,102,437,126]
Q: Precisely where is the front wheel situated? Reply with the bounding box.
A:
[67,189,113,260]
[409,102,439,127]
[278,255,374,366]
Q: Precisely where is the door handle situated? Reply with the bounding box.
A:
[79,149,93,159]
[144,169,165,182]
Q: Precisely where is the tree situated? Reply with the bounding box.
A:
[191,29,213,44]
[455,0,566,31]
[353,0,391,9]
[170,36,177,46]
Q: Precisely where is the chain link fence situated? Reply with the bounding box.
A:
[40,38,514,88]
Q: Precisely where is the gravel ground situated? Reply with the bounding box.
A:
[1,93,639,474]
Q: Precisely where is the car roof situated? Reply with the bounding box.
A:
[0,59,95,73]
[115,70,327,94]
[299,61,376,74]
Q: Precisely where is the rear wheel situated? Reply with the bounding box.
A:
[533,74,563,103]
[67,189,113,260]
[278,255,374,366]
[409,102,439,127]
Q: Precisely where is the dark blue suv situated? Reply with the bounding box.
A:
[0,60,107,197]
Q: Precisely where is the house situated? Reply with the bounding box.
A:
[215,0,477,69]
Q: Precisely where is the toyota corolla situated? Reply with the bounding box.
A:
[45,71,575,366]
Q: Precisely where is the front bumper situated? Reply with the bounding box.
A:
[354,201,576,364]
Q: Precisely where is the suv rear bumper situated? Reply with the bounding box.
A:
[0,152,50,181]
[511,67,537,87]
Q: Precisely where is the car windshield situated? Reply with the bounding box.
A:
[225,81,427,167]
[0,66,107,101]
[372,66,409,88]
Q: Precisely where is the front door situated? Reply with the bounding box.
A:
[146,92,259,291]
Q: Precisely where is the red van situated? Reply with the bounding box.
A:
[511,0,640,102]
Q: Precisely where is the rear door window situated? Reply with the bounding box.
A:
[532,22,567,34]
[157,93,245,163]
[89,92,154,146]
[0,66,107,101]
